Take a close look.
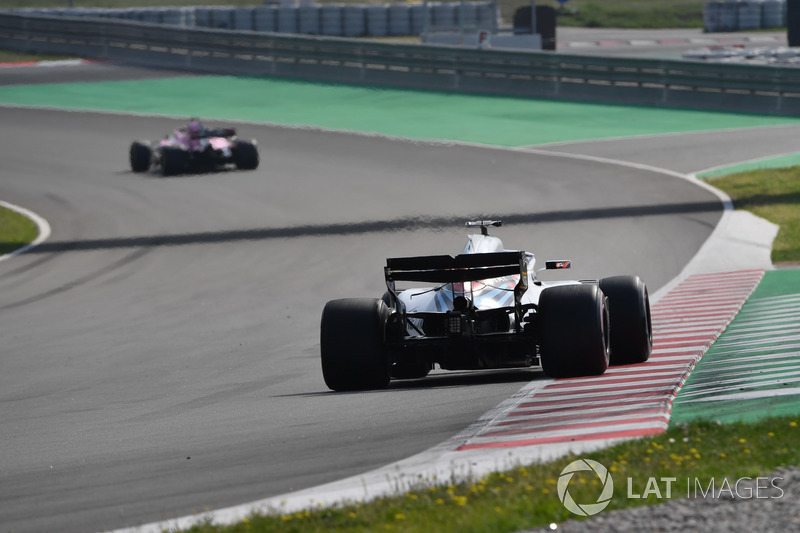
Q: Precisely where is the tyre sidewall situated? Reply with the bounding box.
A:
[539,284,610,378]
[130,141,152,173]
[599,275,653,365]
[233,141,259,170]
[321,298,390,391]
[160,147,187,176]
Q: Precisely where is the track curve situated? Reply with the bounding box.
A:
[0,95,741,532]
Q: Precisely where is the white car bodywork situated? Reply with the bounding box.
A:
[399,230,578,336]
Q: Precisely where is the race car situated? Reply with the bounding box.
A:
[129,119,259,176]
[320,220,652,391]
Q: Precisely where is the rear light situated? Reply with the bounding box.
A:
[447,311,465,336]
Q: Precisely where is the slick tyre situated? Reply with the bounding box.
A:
[160,147,187,177]
[321,298,391,391]
[129,141,152,173]
[599,275,653,365]
[539,284,610,378]
[233,141,259,170]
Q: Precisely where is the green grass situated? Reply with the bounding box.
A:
[0,205,38,256]
[542,0,705,29]
[708,167,800,265]
[172,416,800,532]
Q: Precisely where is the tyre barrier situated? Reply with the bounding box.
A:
[366,5,389,38]
[410,5,427,35]
[234,7,255,31]
[320,5,344,36]
[343,5,367,37]
[277,6,299,34]
[9,2,498,38]
[298,5,321,35]
[432,3,458,29]
[762,0,786,28]
[254,7,278,32]
[704,0,786,33]
[388,4,411,36]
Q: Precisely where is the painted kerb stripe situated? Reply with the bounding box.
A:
[457,270,764,451]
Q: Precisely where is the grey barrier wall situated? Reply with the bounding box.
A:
[3,12,800,115]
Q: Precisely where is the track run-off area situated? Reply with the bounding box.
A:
[1,64,800,532]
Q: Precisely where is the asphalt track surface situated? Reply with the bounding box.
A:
[555,28,787,59]
[0,63,797,532]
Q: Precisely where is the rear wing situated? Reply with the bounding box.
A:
[384,251,529,331]
[202,128,236,138]
[385,251,527,284]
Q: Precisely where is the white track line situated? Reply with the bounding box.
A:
[0,200,51,262]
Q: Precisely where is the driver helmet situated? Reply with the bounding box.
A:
[187,119,204,137]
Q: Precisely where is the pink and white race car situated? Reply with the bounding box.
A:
[129,119,259,176]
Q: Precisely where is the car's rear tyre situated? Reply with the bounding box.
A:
[233,141,259,170]
[129,141,152,173]
[321,298,391,391]
[599,275,652,365]
[160,147,187,177]
[539,284,610,378]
